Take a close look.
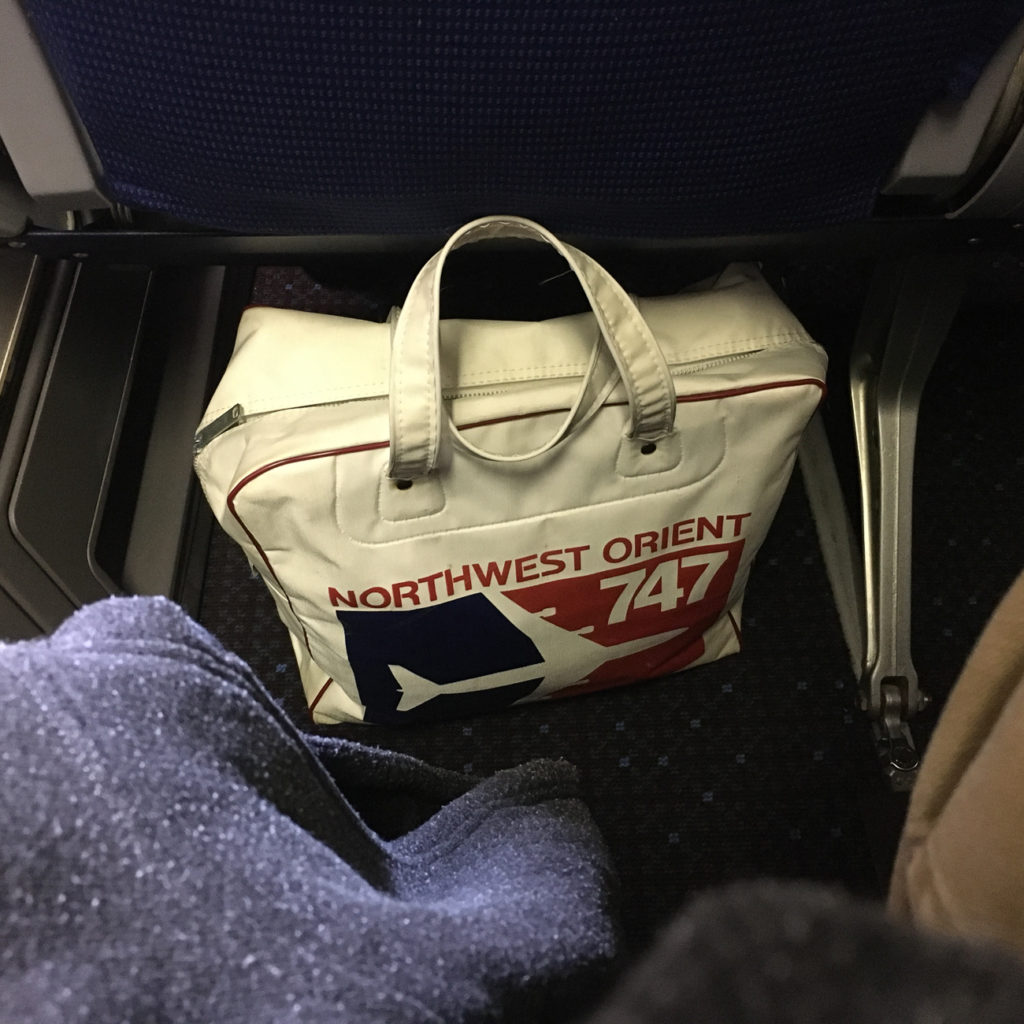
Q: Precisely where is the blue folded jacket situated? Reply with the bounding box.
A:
[0,597,618,1023]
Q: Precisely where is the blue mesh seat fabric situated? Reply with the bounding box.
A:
[21,0,1024,236]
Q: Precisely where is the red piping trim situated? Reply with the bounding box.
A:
[309,677,335,715]
[672,378,825,404]
[225,443,390,663]
[727,610,743,646]
[225,377,821,684]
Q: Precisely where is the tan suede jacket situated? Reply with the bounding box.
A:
[889,570,1024,957]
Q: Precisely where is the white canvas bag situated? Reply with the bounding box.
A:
[194,216,827,724]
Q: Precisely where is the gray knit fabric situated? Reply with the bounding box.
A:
[585,882,1024,1024]
[0,597,618,1024]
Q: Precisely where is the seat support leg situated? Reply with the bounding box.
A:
[850,252,967,789]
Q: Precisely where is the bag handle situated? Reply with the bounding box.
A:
[446,335,621,464]
[387,215,677,480]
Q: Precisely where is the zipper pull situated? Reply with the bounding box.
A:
[194,403,244,455]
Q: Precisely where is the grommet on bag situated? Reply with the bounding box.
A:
[617,431,683,477]
[378,465,446,522]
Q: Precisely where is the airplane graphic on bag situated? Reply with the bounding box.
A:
[335,542,742,722]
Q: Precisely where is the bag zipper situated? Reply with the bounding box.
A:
[441,350,760,400]
[194,350,767,455]
[194,403,244,454]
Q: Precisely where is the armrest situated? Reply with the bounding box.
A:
[0,0,107,224]
[885,16,1024,199]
